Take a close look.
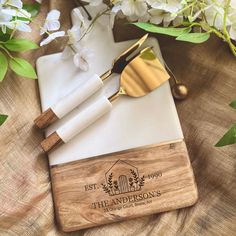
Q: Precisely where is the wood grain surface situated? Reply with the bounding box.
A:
[34,108,59,129]
[41,131,63,153]
[51,140,197,232]
[0,1,235,236]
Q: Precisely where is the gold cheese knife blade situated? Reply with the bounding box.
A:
[109,47,170,101]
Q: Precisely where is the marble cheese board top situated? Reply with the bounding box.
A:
[36,6,183,166]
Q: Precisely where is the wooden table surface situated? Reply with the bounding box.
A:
[0,1,235,235]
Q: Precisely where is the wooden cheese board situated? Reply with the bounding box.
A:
[51,140,197,232]
[36,6,198,232]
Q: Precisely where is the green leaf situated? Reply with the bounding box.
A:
[23,3,40,18]
[132,22,191,37]
[9,57,37,79]
[12,16,30,22]
[0,31,11,42]
[215,124,236,147]
[176,32,210,44]
[229,100,236,109]
[0,52,8,82]
[4,39,39,52]
[0,114,8,126]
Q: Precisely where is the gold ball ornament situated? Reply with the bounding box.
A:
[172,83,189,100]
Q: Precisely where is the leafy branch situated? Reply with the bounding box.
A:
[132,0,236,56]
[0,2,40,123]
[108,173,113,193]
[0,114,8,126]
[0,2,40,82]
[139,176,145,187]
[101,183,110,194]
[130,169,139,189]
[0,38,39,82]
[215,100,236,147]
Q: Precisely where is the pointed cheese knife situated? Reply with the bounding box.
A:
[41,47,170,152]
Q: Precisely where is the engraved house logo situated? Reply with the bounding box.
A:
[101,160,145,196]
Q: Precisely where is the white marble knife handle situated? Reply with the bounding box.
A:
[34,74,103,129]
[41,96,112,152]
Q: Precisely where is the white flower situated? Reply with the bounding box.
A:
[204,4,230,30]
[149,8,181,27]
[0,8,12,22]
[153,0,182,13]
[0,1,32,33]
[61,10,95,70]
[40,31,65,46]
[67,25,80,45]
[40,9,61,35]
[61,30,94,70]
[149,9,171,25]
[137,12,151,22]
[3,20,31,32]
[120,0,147,17]
[83,0,103,6]
[1,8,31,18]
[73,47,94,71]
[62,44,94,72]
[1,0,22,9]
[229,8,236,40]
[147,0,184,26]
[61,25,81,59]
[0,7,12,33]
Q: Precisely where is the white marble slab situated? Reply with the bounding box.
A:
[36,7,183,166]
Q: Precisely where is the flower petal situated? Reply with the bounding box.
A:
[79,59,89,71]
[8,0,23,9]
[46,20,60,31]
[3,8,31,18]
[46,9,60,21]
[73,53,81,67]
[40,31,65,46]
[16,22,32,32]
[67,25,81,44]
